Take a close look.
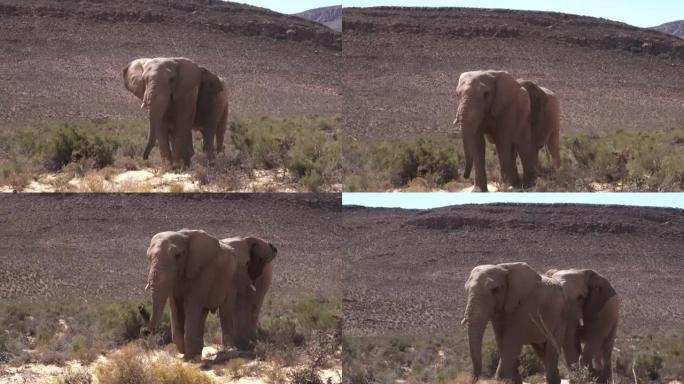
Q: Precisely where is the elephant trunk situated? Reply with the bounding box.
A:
[463,292,489,379]
[148,267,172,333]
[145,83,172,163]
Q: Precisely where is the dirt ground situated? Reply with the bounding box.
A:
[0,193,342,304]
[0,0,340,122]
[342,203,684,337]
[343,7,684,140]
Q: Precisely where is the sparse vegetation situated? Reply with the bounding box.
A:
[342,330,684,384]
[343,127,684,191]
[0,295,342,382]
[0,115,341,192]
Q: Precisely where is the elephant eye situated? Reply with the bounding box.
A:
[491,286,500,294]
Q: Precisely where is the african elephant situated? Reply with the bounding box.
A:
[123,57,225,166]
[142,67,229,160]
[546,269,619,384]
[518,80,561,169]
[462,262,566,384]
[218,237,277,350]
[144,230,276,360]
[453,70,536,192]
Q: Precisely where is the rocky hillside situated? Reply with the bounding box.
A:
[653,20,684,38]
[0,193,342,303]
[343,203,684,336]
[296,5,342,32]
[343,7,684,139]
[0,0,341,122]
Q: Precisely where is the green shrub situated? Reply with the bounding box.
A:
[43,125,118,171]
[518,346,544,377]
[230,115,341,189]
[633,350,663,380]
[395,139,460,186]
[261,315,305,347]
[290,367,324,384]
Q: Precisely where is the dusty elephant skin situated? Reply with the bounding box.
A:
[546,269,620,384]
[454,70,536,192]
[122,57,227,167]
[462,262,566,384]
[517,79,561,169]
[144,229,276,360]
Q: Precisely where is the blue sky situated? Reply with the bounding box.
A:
[238,1,681,27]
[342,193,684,209]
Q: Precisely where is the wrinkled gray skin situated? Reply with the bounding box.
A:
[145,230,276,360]
[462,262,566,384]
[454,70,535,191]
[546,269,619,384]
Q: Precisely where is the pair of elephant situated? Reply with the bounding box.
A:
[463,262,619,384]
[454,70,561,192]
[144,229,277,360]
[123,57,229,167]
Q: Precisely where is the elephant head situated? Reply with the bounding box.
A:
[123,57,203,165]
[220,236,277,350]
[144,229,221,334]
[547,269,616,325]
[462,262,541,378]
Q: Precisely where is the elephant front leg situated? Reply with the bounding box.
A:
[517,144,537,188]
[495,139,520,187]
[495,340,523,384]
[464,131,488,191]
[542,342,561,384]
[169,297,186,354]
[183,307,209,361]
[218,305,234,348]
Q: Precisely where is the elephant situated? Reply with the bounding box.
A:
[517,80,561,169]
[462,262,566,384]
[144,229,277,360]
[218,236,276,350]
[546,269,619,384]
[122,57,226,166]
[453,70,536,192]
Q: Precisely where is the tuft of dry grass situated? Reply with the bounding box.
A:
[95,343,214,384]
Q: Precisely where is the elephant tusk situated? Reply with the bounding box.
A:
[460,318,467,325]
[452,118,459,126]
[250,284,257,292]
[144,283,150,291]
[579,318,584,327]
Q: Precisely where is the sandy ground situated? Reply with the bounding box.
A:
[0,168,347,193]
[0,345,342,383]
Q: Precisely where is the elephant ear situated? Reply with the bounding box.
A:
[491,72,522,117]
[122,58,148,99]
[244,237,277,283]
[501,262,541,313]
[178,229,220,280]
[583,270,616,320]
[196,67,224,127]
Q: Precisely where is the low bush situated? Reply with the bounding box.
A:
[633,350,664,381]
[43,125,118,171]
[230,115,342,191]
